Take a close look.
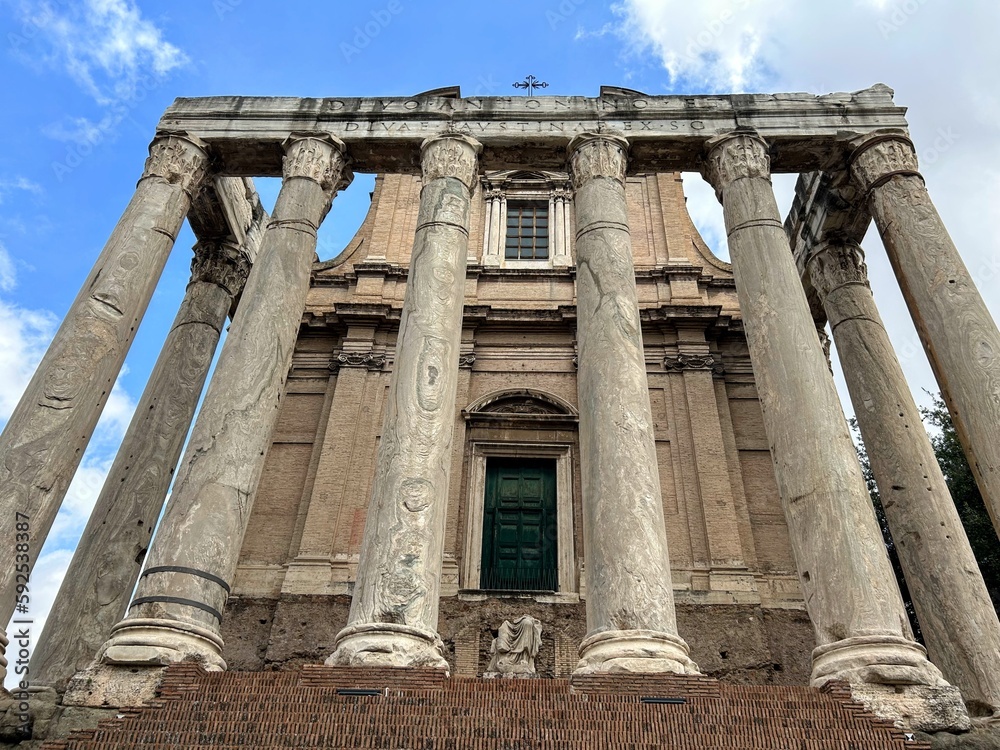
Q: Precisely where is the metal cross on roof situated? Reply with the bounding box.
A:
[513,75,549,96]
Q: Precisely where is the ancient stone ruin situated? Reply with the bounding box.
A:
[2,85,999,746]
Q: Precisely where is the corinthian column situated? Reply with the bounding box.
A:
[569,132,697,676]
[807,240,1000,716]
[328,134,481,671]
[851,133,1000,538]
[29,239,252,691]
[74,136,349,691]
[0,132,208,680]
[703,132,967,731]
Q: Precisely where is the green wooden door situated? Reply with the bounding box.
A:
[481,458,557,591]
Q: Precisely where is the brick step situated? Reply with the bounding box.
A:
[41,664,926,750]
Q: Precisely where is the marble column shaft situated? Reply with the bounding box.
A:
[808,239,1000,714]
[95,134,348,669]
[328,134,481,671]
[851,134,1000,537]
[569,133,697,675]
[0,132,208,678]
[702,131,943,688]
[29,240,251,690]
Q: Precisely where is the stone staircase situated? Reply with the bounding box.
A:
[42,663,926,749]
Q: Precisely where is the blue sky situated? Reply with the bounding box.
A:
[2,0,998,685]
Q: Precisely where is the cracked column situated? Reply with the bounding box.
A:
[328,134,481,671]
[29,238,253,692]
[703,131,967,732]
[0,132,208,681]
[807,239,1000,717]
[568,133,697,676]
[851,133,1000,537]
[67,135,349,702]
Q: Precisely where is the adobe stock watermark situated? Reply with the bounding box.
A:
[213,0,244,20]
[878,0,930,39]
[49,75,168,183]
[547,0,585,30]
[919,126,958,166]
[341,2,404,63]
[11,510,33,738]
[6,0,74,56]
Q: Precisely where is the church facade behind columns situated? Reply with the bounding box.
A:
[229,164,805,681]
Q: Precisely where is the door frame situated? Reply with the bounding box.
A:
[463,441,576,598]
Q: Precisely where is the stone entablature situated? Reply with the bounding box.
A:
[158,85,906,174]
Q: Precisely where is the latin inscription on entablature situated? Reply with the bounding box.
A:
[341,120,708,134]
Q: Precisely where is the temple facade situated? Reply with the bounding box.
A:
[3,86,1000,744]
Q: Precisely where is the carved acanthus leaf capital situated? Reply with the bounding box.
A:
[142,132,210,198]
[282,134,351,197]
[850,133,922,193]
[701,132,771,200]
[190,239,251,297]
[664,353,725,375]
[420,134,483,192]
[567,133,628,190]
[806,241,870,302]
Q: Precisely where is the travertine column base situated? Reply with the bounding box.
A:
[62,663,167,708]
[64,619,223,708]
[575,630,699,675]
[325,624,448,671]
[98,618,226,670]
[812,635,945,687]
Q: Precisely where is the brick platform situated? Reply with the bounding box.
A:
[43,664,927,749]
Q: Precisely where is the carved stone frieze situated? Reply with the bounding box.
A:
[850,134,921,194]
[458,354,476,369]
[664,353,725,375]
[142,132,210,198]
[190,240,252,298]
[336,351,386,370]
[420,134,482,191]
[806,242,871,302]
[702,132,771,200]
[567,133,628,190]
[282,134,351,196]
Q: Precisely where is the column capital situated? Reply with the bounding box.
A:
[190,239,252,298]
[849,132,922,194]
[282,133,352,197]
[420,133,483,191]
[806,240,871,303]
[567,132,628,190]
[142,131,210,198]
[701,131,771,201]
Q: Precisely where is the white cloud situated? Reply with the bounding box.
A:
[12,0,189,106]
[0,303,57,420]
[0,176,43,206]
[0,243,17,293]
[613,0,1000,414]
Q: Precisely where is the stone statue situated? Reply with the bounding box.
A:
[485,616,542,677]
